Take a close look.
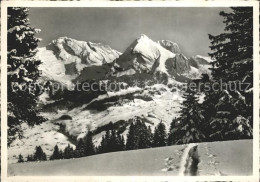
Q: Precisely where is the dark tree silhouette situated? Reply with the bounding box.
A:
[152,121,167,147]
[18,154,24,163]
[50,145,62,160]
[83,131,95,156]
[33,146,47,161]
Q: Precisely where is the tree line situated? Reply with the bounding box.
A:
[18,120,170,162]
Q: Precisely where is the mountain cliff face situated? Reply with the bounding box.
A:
[115,34,176,75]
[159,40,192,74]
[37,37,121,86]
[115,35,210,78]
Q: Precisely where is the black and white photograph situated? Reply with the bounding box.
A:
[1,1,259,181]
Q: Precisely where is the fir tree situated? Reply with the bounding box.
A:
[97,134,108,154]
[83,131,95,156]
[126,120,153,150]
[109,129,117,152]
[203,7,253,140]
[208,7,253,116]
[75,138,85,157]
[7,7,45,145]
[168,117,178,145]
[208,7,253,82]
[208,90,252,141]
[18,154,24,163]
[97,129,125,153]
[175,85,205,144]
[73,149,80,158]
[118,135,125,151]
[146,125,153,148]
[152,121,167,147]
[27,154,34,162]
[50,145,62,160]
[64,144,74,159]
[33,146,47,161]
[126,123,137,150]
[138,122,152,149]
[97,135,106,154]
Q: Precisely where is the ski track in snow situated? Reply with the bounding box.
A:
[178,143,198,176]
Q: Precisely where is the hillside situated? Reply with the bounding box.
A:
[8,140,252,176]
[8,83,184,163]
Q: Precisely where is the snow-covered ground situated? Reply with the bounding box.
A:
[198,139,253,176]
[8,139,252,176]
[55,84,182,141]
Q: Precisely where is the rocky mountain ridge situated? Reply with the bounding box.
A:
[37,35,212,86]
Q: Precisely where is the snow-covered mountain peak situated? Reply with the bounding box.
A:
[50,37,121,64]
[37,37,121,86]
[115,34,175,75]
[136,34,150,41]
[158,40,181,54]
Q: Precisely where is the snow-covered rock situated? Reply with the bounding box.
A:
[158,39,181,54]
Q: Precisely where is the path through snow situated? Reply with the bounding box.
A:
[178,143,199,176]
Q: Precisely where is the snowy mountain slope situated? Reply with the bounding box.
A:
[8,121,75,164]
[48,84,183,145]
[8,84,183,164]
[37,37,121,86]
[8,140,252,176]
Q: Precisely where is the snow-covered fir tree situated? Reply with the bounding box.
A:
[204,89,252,141]
[174,84,205,144]
[202,7,253,141]
[7,7,45,145]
